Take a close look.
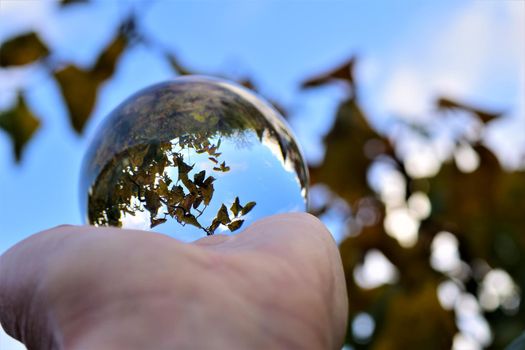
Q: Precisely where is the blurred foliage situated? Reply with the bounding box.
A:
[0,3,524,349]
[302,58,525,349]
[0,93,40,161]
[0,32,49,67]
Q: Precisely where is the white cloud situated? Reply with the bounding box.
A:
[371,1,525,168]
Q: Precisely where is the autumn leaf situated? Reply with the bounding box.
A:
[60,0,89,6]
[0,93,41,161]
[150,217,167,228]
[217,204,230,225]
[208,218,221,235]
[436,97,503,124]
[213,161,230,172]
[92,33,128,81]
[192,196,203,209]
[181,213,201,228]
[0,32,49,67]
[194,170,206,186]
[176,156,194,174]
[241,201,256,215]
[228,219,244,232]
[54,65,99,133]
[53,32,127,133]
[167,54,193,75]
[308,96,383,206]
[230,196,241,216]
[201,180,215,205]
[301,56,356,89]
[180,193,196,212]
[144,191,161,213]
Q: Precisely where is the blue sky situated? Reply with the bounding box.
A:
[1,0,523,348]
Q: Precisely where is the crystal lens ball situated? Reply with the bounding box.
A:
[80,76,308,241]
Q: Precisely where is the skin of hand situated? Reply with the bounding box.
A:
[0,213,348,350]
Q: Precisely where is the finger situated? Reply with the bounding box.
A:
[194,212,348,349]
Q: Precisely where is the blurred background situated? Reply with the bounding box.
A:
[0,0,524,349]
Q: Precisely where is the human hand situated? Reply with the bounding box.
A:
[0,213,347,350]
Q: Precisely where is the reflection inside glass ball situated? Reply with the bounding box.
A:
[80,76,308,242]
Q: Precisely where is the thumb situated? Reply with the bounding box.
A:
[194,212,349,348]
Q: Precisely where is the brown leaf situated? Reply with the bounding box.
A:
[53,31,127,133]
[0,93,41,161]
[192,196,203,209]
[193,170,206,186]
[201,180,215,206]
[167,54,193,75]
[60,0,89,6]
[181,213,201,228]
[241,201,256,215]
[309,97,384,206]
[92,33,128,81]
[0,32,49,67]
[435,97,503,123]
[217,204,230,225]
[150,217,167,228]
[301,56,356,89]
[176,156,194,174]
[54,65,99,133]
[208,218,221,235]
[167,185,185,205]
[227,219,244,232]
[230,196,241,216]
[144,190,161,213]
[213,161,230,172]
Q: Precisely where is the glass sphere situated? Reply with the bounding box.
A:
[80,76,308,241]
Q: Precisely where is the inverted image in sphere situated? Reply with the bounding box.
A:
[80,76,308,242]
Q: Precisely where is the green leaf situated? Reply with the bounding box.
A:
[227,219,244,232]
[0,32,49,67]
[241,201,256,215]
[0,93,41,161]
